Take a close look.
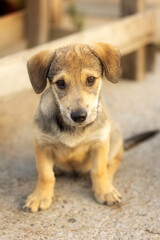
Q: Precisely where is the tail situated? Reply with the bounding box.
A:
[124,130,159,151]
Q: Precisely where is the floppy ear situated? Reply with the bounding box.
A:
[89,42,121,83]
[27,50,54,94]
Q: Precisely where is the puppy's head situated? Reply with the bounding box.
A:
[27,43,120,127]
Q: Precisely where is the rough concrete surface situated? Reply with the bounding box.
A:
[0,54,160,240]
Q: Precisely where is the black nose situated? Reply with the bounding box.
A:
[71,109,87,123]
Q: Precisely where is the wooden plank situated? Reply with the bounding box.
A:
[155,8,160,42]
[121,0,146,80]
[0,8,159,96]
[2,10,157,55]
[48,11,156,56]
[50,0,63,25]
[27,0,49,47]
[0,10,26,55]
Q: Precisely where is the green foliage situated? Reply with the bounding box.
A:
[67,2,85,31]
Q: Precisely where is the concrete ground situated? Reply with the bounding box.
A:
[0,54,160,240]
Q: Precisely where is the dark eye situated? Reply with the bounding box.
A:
[56,79,66,89]
[86,76,96,86]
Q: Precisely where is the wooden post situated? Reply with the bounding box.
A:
[27,0,49,48]
[146,43,157,71]
[50,0,63,25]
[121,0,146,80]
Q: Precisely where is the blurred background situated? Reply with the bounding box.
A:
[1,0,120,56]
[0,0,159,57]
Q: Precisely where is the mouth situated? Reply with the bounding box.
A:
[63,111,98,130]
[56,104,98,131]
[56,111,88,132]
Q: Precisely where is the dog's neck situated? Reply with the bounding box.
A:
[55,109,76,132]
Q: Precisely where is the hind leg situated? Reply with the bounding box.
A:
[108,144,123,183]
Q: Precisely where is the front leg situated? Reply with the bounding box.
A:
[24,139,55,212]
[90,138,121,205]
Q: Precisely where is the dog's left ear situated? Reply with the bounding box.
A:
[89,42,121,83]
[27,50,54,94]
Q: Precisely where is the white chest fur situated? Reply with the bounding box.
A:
[35,120,110,148]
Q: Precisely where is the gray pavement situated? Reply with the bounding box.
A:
[0,54,160,240]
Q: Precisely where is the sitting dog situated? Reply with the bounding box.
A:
[24,42,123,212]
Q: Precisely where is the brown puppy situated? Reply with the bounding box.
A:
[24,43,123,212]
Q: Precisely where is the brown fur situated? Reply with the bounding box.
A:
[24,43,123,212]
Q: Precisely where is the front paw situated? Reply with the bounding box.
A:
[94,185,122,206]
[23,192,53,213]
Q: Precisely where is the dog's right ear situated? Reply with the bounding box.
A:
[27,50,54,94]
